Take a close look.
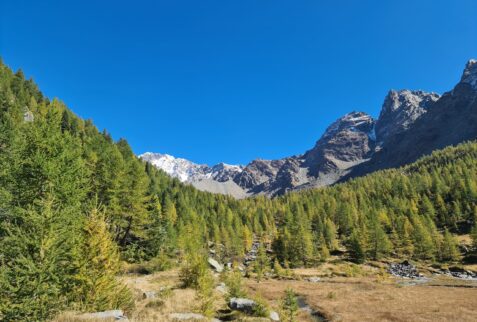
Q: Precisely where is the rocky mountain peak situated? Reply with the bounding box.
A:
[461,59,477,90]
[139,153,243,184]
[210,163,244,182]
[321,111,375,141]
[375,89,440,143]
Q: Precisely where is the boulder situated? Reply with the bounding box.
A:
[208,257,224,273]
[270,310,280,321]
[388,260,421,278]
[229,297,257,314]
[77,310,128,320]
[23,111,34,123]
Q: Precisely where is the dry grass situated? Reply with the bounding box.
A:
[245,269,477,322]
[123,270,200,321]
[54,263,477,322]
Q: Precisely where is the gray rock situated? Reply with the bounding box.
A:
[270,310,280,321]
[142,291,157,299]
[306,276,321,283]
[215,282,228,294]
[77,310,128,320]
[388,260,421,278]
[169,312,206,320]
[23,111,34,122]
[229,297,257,314]
[208,257,224,273]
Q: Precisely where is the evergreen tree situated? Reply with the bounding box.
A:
[75,208,133,311]
[440,229,460,262]
[281,288,298,322]
[254,241,269,282]
[348,230,367,263]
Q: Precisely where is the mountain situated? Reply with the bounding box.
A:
[139,152,248,198]
[348,59,477,178]
[142,59,477,198]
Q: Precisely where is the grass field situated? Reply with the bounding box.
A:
[54,263,477,322]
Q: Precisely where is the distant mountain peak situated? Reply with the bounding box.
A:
[321,111,374,141]
[461,59,477,89]
[139,152,243,184]
[376,89,440,143]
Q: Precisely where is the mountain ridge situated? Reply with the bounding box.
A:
[141,59,477,198]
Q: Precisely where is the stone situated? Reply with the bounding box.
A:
[169,312,206,320]
[388,260,420,278]
[215,282,228,294]
[306,276,321,283]
[77,310,128,320]
[229,297,257,314]
[270,310,280,321]
[208,257,224,273]
[142,291,157,299]
[23,111,34,122]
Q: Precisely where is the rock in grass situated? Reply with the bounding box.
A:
[208,257,224,272]
[169,312,207,320]
[142,291,157,299]
[306,276,321,283]
[269,310,280,321]
[77,310,128,320]
[229,297,257,314]
[215,282,228,294]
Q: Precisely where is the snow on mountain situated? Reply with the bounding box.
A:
[139,152,243,183]
[461,59,477,90]
[142,60,477,198]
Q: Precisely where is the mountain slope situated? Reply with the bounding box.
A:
[348,59,477,178]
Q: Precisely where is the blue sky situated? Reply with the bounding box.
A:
[1,0,476,165]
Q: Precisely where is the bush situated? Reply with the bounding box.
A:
[223,270,246,300]
[252,296,270,318]
[195,271,216,317]
[179,253,208,289]
[281,288,298,322]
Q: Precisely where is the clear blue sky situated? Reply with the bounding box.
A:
[1,1,476,165]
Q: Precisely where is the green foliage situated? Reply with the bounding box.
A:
[281,288,298,322]
[251,295,270,318]
[254,241,270,282]
[179,253,208,289]
[439,229,460,262]
[223,270,246,300]
[348,230,367,263]
[195,270,216,317]
[75,208,134,312]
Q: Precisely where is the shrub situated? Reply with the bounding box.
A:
[252,296,270,318]
[281,288,298,322]
[223,270,246,300]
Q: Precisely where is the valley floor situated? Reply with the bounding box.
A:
[54,262,477,322]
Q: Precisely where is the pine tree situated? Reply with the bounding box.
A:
[411,216,436,260]
[195,270,215,317]
[440,229,460,262]
[75,208,133,311]
[254,241,269,282]
[281,288,298,322]
[368,216,392,260]
[348,229,367,263]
